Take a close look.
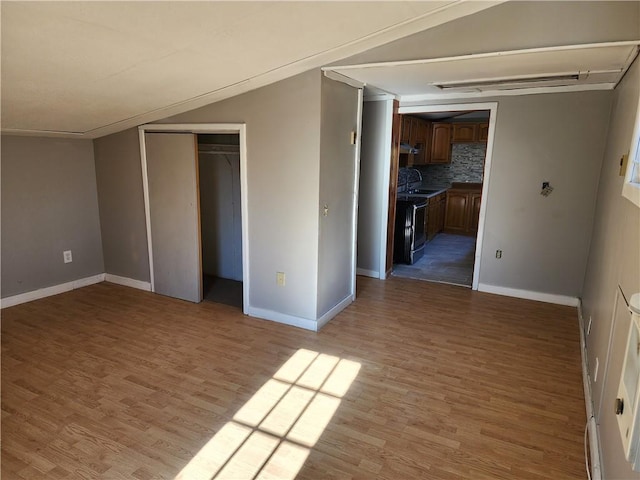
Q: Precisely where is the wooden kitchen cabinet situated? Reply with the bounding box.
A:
[427,192,447,241]
[452,124,478,143]
[430,123,452,163]
[450,122,490,143]
[444,184,482,236]
[478,122,489,142]
[409,116,420,147]
[468,192,482,235]
[400,115,412,144]
[413,120,431,165]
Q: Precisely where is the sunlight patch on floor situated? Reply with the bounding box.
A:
[174,349,361,480]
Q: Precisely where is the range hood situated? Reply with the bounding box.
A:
[400,142,419,154]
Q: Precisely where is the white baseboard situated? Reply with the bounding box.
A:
[477,283,579,307]
[246,306,319,331]
[577,300,602,480]
[356,268,379,278]
[105,274,151,291]
[1,273,106,309]
[317,294,354,331]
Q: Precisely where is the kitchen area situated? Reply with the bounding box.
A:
[392,111,489,287]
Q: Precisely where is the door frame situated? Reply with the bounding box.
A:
[396,102,498,290]
[138,123,249,314]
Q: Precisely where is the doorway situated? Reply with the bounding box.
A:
[139,124,249,314]
[392,110,490,287]
[197,134,243,308]
[385,102,497,290]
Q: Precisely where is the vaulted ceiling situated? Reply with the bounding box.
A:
[0,1,499,139]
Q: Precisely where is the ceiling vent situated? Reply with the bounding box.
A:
[435,73,582,92]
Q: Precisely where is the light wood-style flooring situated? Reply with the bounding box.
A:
[2,277,586,479]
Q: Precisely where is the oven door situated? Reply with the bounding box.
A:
[413,203,427,251]
[407,202,427,264]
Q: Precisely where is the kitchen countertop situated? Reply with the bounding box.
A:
[396,187,449,201]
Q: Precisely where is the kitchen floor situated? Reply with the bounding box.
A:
[392,233,476,287]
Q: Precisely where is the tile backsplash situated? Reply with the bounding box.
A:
[418,143,486,186]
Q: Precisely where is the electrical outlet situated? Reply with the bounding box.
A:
[594,357,599,383]
[495,250,502,259]
[276,272,285,287]
[587,316,592,335]
[63,250,73,264]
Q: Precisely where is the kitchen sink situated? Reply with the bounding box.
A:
[412,189,442,194]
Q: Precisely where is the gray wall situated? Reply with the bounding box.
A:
[348,0,637,300]
[317,76,359,318]
[581,57,639,480]
[94,128,150,282]
[198,151,242,281]
[357,99,392,277]
[404,91,611,297]
[96,70,323,321]
[1,135,104,297]
[475,91,612,297]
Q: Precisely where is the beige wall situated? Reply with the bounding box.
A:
[1,136,104,297]
[581,57,640,480]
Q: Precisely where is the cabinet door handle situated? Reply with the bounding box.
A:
[615,397,624,415]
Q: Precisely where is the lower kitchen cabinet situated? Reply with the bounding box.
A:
[444,184,482,236]
[427,192,446,241]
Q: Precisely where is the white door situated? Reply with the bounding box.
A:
[145,132,202,303]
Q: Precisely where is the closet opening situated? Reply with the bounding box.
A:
[197,133,243,308]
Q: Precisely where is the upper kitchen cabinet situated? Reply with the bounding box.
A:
[478,123,489,142]
[413,119,431,165]
[431,123,452,164]
[452,124,478,143]
[451,122,489,143]
[400,115,412,144]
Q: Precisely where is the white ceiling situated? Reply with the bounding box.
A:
[326,42,640,101]
[1,1,500,139]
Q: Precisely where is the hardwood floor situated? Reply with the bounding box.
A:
[2,277,587,479]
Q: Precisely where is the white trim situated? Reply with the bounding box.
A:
[141,123,245,134]
[623,90,640,207]
[138,123,250,315]
[356,268,380,278]
[399,83,615,103]
[104,274,151,292]
[326,41,640,71]
[323,70,365,90]
[238,125,250,316]
[0,274,106,309]
[379,99,394,280]
[351,88,364,300]
[246,306,319,332]
[317,294,354,331]
[363,93,395,102]
[577,300,603,480]
[477,283,579,307]
[138,127,155,292]
[398,102,498,291]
